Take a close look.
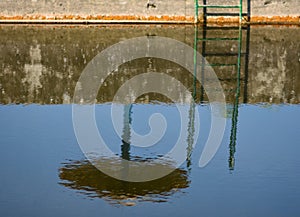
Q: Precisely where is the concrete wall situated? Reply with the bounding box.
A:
[0,0,299,21]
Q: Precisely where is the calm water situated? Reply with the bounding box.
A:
[0,25,299,217]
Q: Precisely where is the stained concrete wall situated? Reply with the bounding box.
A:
[0,0,299,19]
[0,25,299,104]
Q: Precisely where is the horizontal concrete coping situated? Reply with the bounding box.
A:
[0,15,299,25]
[0,0,299,25]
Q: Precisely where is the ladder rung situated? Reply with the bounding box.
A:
[199,63,237,67]
[206,13,247,17]
[197,5,241,8]
[205,26,248,30]
[197,37,239,41]
[219,78,245,81]
[205,52,247,57]
[200,78,244,82]
[205,53,239,56]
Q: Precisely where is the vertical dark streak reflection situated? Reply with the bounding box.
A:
[186,72,197,169]
[228,24,242,171]
[121,104,132,180]
[229,80,240,170]
[121,104,132,161]
[186,101,196,170]
[200,18,207,104]
[243,24,251,103]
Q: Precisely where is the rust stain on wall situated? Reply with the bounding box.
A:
[199,16,300,24]
[0,15,194,22]
[0,15,299,24]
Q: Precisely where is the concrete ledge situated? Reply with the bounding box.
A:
[0,15,195,25]
[0,0,299,24]
[0,15,299,25]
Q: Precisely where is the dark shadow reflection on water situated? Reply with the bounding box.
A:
[59,159,190,206]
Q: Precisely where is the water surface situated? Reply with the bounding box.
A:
[0,25,299,217]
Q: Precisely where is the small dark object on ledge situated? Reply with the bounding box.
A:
[147,0,156,8]
[264,0,272,5]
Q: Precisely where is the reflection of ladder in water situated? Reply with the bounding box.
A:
[193,22,251,170]
[227,25,251,170]
[194,0,243,23]
[194,25,245,103]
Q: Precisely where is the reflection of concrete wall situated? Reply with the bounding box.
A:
[0,25,299,104]
[248,27,300,104]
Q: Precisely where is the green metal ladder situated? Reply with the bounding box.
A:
[194,0,243,23]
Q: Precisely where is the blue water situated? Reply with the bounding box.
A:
[0,103,299,217]
[0,23,299,217]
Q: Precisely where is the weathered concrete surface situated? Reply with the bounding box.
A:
[0,25,299,104]
[0,0,299,23]
[0,0,193,17]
